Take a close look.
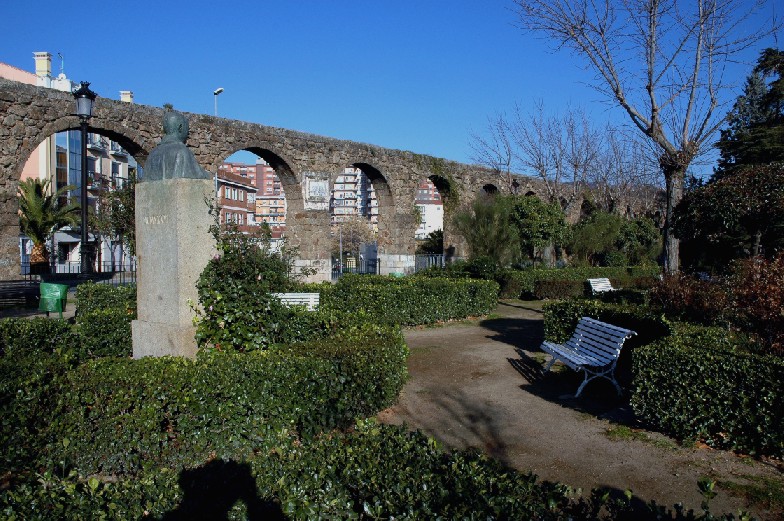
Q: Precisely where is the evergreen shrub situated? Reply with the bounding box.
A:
[76,282,137,358]
[498,266,660,299]
[0,317,75,357]
[321,274,498,325]
[0,422,746,520]
[75,281,136,316]
[34,324,407,476]
[632,337,784,457]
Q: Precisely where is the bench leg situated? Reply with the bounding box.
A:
[543,356,557,373]
[575,368,623,398]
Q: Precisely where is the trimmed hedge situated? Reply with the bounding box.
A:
[0,422,741,520]
[311,274,499,325]
[498,266,660,299]
[543,299,783,457]
[0,317,76,357]
[632,335,784,458]
[76,282,137,358]
[75,282,136,316]
[3,323,407,477]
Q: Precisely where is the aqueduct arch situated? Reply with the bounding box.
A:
[0,78,543,280]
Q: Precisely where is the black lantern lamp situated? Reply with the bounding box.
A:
[73,81,97,274]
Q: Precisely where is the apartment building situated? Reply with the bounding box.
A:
[331,167,378,229]
[1,52,136,271]
[253,161,287,239]
[217,162,258,232]
[415,179,443,239]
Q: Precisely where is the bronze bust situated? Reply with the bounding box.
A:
[143,111,211,182]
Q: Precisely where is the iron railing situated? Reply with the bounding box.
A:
[21,260,136,286]
[331,259,380,280]
[415,254,445,272]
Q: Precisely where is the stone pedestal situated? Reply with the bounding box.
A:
[294,258,331,282]
[132,179,215,358]
[379,253,416,275]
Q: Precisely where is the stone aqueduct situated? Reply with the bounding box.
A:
[0,78,542,281]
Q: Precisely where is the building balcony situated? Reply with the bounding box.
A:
[109,143,127,157]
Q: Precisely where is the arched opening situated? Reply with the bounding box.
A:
[17,126,142,278]
[482,184,499,196]
[329,163,389,276]
[219,148,294,252]
[525,190,537,197]
[414,176,447,270]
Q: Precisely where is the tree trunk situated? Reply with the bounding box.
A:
[662,166,685,274]
[30,243,48,264]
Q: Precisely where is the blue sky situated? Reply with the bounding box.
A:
[1,0,780,167]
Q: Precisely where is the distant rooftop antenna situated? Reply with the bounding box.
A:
[57,53,64,75]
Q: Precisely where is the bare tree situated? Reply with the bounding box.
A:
[469,113,517,193]
[590,127,662,216]
[472,101,602,215]
[513,0,772,272]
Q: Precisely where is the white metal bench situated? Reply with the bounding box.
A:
[540,317,636,397]
[271,292,320,311]
[587,277,616,294]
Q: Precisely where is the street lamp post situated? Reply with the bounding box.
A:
[213,87,224,116]
[73,81,97,274]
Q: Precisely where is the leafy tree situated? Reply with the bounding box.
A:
[716,48,784,177]
[508,195,569,266]
[452,195,520,267]
[674,163,784,272]
[513,0,771,273]
[109,171,137,257]
[569,210,661,266]
[616,217,661,266]
[569,211,625,266]
[18,178,79,265]
[416,229,443,254]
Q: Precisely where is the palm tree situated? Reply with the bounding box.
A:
[18,178,79,265]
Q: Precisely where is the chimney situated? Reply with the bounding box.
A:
[120,90,134,103]
[33,52,52,78]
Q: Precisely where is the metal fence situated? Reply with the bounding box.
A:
[331,259,380,280]
[21,260,137,286]
[415,254,445,272]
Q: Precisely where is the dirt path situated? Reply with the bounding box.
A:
[378,300,783,519]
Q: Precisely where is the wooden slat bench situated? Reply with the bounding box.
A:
[540,317,636,397]
[587,277,616,294]
[271,292,320,311]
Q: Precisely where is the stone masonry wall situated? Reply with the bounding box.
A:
[0,78,546,280]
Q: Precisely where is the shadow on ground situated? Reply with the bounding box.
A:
[480,308,637,423]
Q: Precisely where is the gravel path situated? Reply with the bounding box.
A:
[378,300,783,519]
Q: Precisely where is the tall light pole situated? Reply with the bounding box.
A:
[73,81,97,274]
[213,87,224,116]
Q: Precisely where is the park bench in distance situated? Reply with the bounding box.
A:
[271,292,320,311]
[540,317,636,397]
[587,277,616,294]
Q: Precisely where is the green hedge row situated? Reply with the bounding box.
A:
[0,320,407,477]
[75,282,136,316]
[498,266,660,299]
[0,421,737,520]
[305,274,499,325]
[75,282,137,358]
[543,299,783,457]
[632,334,784,458]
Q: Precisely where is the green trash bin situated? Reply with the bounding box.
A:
[39,283,69,318]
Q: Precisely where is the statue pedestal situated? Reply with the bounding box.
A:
[132,179,215,359]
